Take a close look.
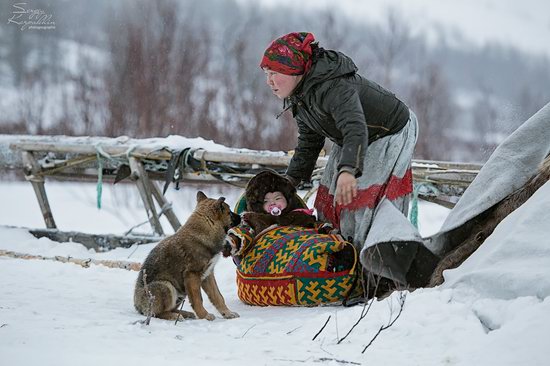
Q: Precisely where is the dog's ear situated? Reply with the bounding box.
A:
[216,197,226,211]
[197,191,208,202]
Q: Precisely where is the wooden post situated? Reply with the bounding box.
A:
[129,157,165,236]
[149,181,181,231]
[21,151,57,229]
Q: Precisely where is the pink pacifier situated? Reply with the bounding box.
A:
[268,205,282,216]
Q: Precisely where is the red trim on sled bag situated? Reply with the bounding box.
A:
[314,168,413,228]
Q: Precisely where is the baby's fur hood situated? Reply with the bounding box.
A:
[245,170,303,213]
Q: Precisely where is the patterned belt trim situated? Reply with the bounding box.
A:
[314,168,413,228]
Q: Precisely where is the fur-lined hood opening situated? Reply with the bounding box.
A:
[245,170,304,213]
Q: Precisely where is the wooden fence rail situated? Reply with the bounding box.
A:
[1,135,482,248]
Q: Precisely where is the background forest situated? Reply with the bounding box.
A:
[1,0,549,162]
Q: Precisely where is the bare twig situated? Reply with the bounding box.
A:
[124,203,172,236]
[0,324,7,328]
[142,269,155,325]
[335,311,339,342]
[312,315,331,341]
[273,357,360,365]
[337,269,381,344]
[361,291,407,353]
[319,337,334,356]
[127,244,140,259]
[315,358,361,365]
[241,324,256,338]
[273,357,311,364]
[336,296,374,344]
[337,245,408,346]
[174,298,185,326]
[286,326,302,335]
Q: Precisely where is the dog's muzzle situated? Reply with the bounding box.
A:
[230,211,241,227]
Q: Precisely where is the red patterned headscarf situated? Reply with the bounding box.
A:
[260,32,316,75]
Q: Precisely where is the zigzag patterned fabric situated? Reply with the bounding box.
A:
[235,226,358,306]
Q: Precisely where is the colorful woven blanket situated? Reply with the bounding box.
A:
[230,225,359,306]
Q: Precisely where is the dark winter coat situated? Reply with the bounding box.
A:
[285,48,410,183]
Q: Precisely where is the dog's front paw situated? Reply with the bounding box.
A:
[203,313,216,321]
[222,310,240,319]
[175,310,196,319]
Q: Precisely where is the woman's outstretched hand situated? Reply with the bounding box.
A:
[335,171,357,206]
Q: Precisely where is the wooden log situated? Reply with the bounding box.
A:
[412,159,483,171]
[25,227,162,251]
[10,139,324,168]
[11,141,172,161]
[3,135,485,208]
[192,149,327,168]
[5,135,481,174]
[149,180,181,231]
[39,170,226,184]
[418,195,456,209]
[413,170,478,185]
[10,140,307,166]
[32,155,99,177]
[21,151,57,229]
[0,249,142,271]
[7,136,480,180]
[129,157,165,236]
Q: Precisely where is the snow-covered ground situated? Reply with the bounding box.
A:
[1,179,549,365]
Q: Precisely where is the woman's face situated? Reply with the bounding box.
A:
[264,69,302,99]
[263,191,288,213]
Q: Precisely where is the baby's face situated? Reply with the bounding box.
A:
[263,191,288,213]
